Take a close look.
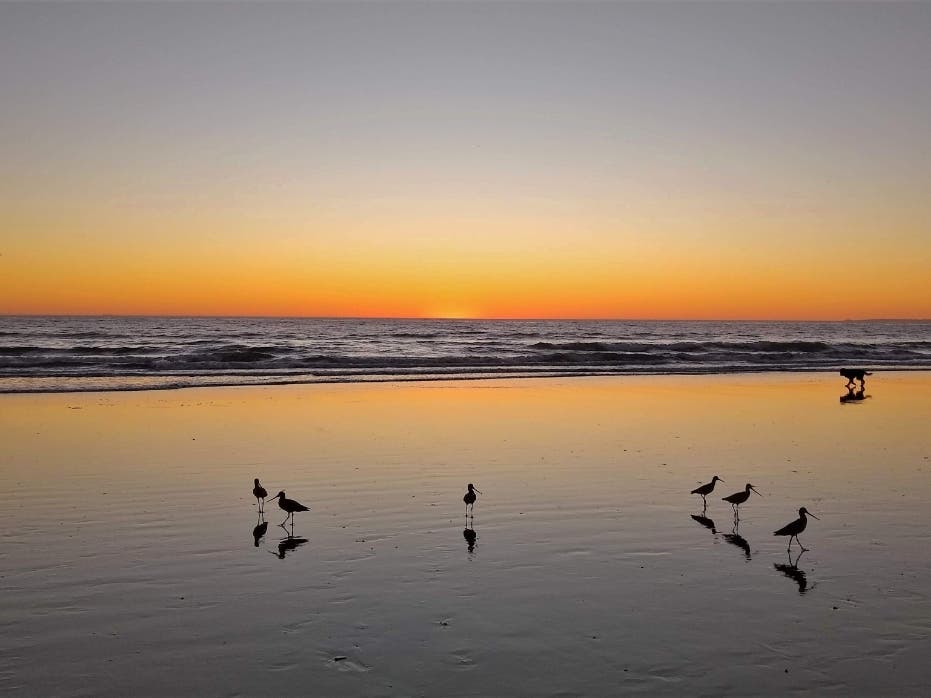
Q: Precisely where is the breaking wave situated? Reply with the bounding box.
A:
[1,317,928,392]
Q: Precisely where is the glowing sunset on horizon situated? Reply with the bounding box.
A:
[2,2,930,320]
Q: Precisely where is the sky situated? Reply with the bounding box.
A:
[1,1,929,320]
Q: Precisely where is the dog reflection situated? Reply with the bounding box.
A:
[840,386,870,404]
[774,549,811,593]
[253,512,268,547]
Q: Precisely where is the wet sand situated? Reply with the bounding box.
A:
[1,373,930,696]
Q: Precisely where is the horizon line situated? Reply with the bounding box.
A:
[1,313,928,323]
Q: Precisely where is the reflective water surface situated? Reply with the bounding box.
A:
[1,373,930,695]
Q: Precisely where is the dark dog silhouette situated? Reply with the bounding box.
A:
[840,368,871,388]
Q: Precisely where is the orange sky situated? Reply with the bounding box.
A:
[3,204,928,319]
[2,3,930,320]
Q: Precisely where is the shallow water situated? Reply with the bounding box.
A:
[1,373,930,695]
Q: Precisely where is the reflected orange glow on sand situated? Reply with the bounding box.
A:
[4,373,928,488]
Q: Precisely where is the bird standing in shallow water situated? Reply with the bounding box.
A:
[774,507,819,551]
[253,478,267,511]
[722,483,762,516]
[691,475,723,508]
[463,483,482,516]
[269,490,310,526]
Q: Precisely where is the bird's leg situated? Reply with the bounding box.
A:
[798,536,808,551]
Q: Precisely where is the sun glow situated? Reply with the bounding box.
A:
[423,306,480,320]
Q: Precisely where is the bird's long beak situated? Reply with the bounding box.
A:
[808,512,820,520]
[752,487,763,496]
[475,489,483,494]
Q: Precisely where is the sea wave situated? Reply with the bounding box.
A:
[1,317,929,393]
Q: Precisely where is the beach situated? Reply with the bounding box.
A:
[1,372,930,696]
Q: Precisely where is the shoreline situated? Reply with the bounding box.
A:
[1,366,925,396]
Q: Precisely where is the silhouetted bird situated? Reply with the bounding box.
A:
[774,507,819,551]
[722,483,762,515]
[463,527,477,553]
[691,476,723,507]
[253,478,268,511]
[463,483,482,515]
[269,490,310,526]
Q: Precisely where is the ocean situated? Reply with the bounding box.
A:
[0,316,929,393]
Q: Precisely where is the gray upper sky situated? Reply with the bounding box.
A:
[2,1,930,318]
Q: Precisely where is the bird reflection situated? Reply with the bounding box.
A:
[774,549,811,594]
[722,520,751,560]
[690,513,717,534]
[273,531,308,559]
[463,523,477,555]
[253,512,268,548]
[839,386,870,404]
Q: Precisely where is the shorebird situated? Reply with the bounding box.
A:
[691,476,723,507]
[269,490,310,526]
[774,507,819,551]
[463,483,482,515]
[253,478,268,511]
[722,483,762,515]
